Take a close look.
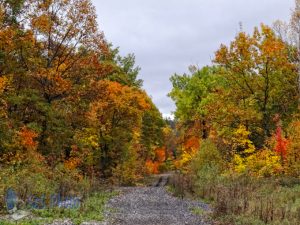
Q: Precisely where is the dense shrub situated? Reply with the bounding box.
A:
[190,140,224,198]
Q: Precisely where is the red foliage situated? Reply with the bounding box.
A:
[275,126,288,160]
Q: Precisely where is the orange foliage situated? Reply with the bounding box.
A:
[64,157,81,170]
[155,147,166,163]
[0,77,6,94]
[19,127,38,150]
[31,14,52,33]
[145,159,159,174]
[145,147,167,174]
[184,136,200,151]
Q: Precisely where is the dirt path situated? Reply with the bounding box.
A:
[104,174,211,225]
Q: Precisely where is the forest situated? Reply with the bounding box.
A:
[1,0,300,225]
[0,0,166,203]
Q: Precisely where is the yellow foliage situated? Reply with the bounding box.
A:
[31,14,52,33]
[230,125,282,177]
[64,157,81,170]
[232,125,255,154]
[0,77,7,94]
[232,149,282,177]
[232,154,247,173]
[285,120,300,176]
[175,146,198,170]
[74,128,99,149]
[175,135,201,170]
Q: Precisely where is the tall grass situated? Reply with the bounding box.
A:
[170,140,300,225]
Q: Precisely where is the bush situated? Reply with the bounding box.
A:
[168,139,224,198]
[170,139,300,225]
[112,147,143,186]
[53,164,91,198]
[0,163,56,212]
[190,139,224,198]
[0,162,91,213]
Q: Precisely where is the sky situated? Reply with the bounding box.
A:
[92,0,294,118]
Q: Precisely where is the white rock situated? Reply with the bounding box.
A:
[10,210,30,221]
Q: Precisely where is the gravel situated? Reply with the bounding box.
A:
[104,186,211,225]
[46,174,212,225]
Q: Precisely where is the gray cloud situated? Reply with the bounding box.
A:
[92,0,294,117]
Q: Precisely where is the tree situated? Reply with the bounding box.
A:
[214,25,298,145]
[0,0,25,26]
[291,0,300,99]
[169,66,224,140]
[86,80,150,177]
[273,0,300,102]
[0,0,166,186]
[140,100,165,160]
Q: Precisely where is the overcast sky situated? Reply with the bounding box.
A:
[92,0,294,118]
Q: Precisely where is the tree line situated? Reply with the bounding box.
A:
[170,1,300,180]
[0,0,167,204]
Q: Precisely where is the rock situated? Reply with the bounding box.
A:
[58,197,81,209]
[47,219,74,225]
[81,222,107,225]
[9,210,30,221]
[7,206,17,214]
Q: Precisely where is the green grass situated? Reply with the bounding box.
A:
[165,184,176,195]
[191,206,207,216]
[0,219,53,225]
[0,191,117,225]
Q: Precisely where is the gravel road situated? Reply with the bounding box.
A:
[48,174,211,225]
[103,176,211,225]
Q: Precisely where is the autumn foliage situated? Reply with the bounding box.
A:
[170,23,300,178]
[0,0,167,203]
[19,127,38,150]
[274,126,288,161]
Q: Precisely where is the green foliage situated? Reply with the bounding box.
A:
[0,220,50,225]
[189,140,224,200]
[191,139,223,173]
[141,100,165,159]
[112,146,142,185]
[0,163,91,212]
[53,164,91,196]
[169,66,224,121]
[0,166,56,211]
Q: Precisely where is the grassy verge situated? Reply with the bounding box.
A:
[209,176,300,225]
[171,172,300,225]
[0,191,117,225]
